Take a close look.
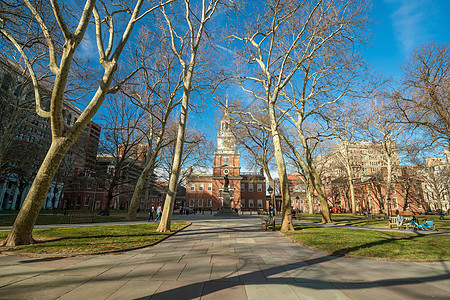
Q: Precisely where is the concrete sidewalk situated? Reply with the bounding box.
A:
[0,217,449,299]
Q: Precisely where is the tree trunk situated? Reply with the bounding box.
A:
[2,139,69,246]
[311,171,332,223]
[268,103,293,232]
[384,154,392,217]
[349,178,357,215]
[306,179,314,214]
[127,163,153,220]
[157,96,188,232]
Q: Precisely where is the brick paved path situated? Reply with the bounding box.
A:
[0,216,449,299]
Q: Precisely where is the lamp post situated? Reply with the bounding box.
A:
[296,196,299,212]
[268,185,274,216]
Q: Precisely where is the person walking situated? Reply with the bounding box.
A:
[148,206,154,222]
[155,205,162,222]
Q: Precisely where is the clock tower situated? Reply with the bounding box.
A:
[212,102,241,209]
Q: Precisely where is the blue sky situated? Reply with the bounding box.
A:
[365,0,450,79]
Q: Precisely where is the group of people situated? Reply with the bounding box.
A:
[148,205,162,222]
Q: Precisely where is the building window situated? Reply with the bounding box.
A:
[198,199,203,207]
[84,196,90,206]
[208,183,212,191]
[257,199,263,208]
[87,182,92,189]
[207,199,212,207]
[249,184,254,192]
[189,199,195,207]
[224,157,229,165]
[241,184,245,192]
[249,200,254,208]
[199,183,204,191]
[241,199,245,208]
[190,183,195,191]
[257,184,262,192]
[393,197,398,209]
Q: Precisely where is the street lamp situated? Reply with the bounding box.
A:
[296,196,299,212]
[268,185,274,215]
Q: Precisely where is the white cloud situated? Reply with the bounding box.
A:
[386,0,435,53]
[215,44,235,56]
[80,34,98,59]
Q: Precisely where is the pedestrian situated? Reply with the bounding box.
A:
[148,206,154,222]
[155,205,162,222]
[438,209,444,220]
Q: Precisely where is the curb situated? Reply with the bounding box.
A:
[278,231,450,263]
[0,223,191,258]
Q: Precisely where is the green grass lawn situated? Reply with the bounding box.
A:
[0,211,149,226]
[286,225,450,260]
[0,222,189,255]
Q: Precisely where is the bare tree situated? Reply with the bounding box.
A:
[123,25,184,220]
[329,103,363,215]
[231,0,370,227]
[395,42,450,160]
[97,97,145,216]
[361,96,406,216]
[0,0,173,246]
[156,0,222,232]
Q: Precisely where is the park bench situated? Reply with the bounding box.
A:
[69,211,96,224]
[388,216,411,229]
[292,212,301,220]
[260,216,275,231]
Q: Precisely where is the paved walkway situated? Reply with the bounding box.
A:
[0,216,449,299]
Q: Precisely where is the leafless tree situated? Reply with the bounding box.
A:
[97,97,145,216]
[395,42,450,160]
[230,0,370,227]
[361,95,407,216]
[0,0,172,246]
[156,0,222,232]
[328,103,363,215]
[124,25,184,220]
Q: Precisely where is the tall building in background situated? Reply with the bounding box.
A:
[0,56,101,210]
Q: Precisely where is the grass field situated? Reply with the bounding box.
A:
[0,222,189,255]
[0,210,148,226]
[286,225,450,260]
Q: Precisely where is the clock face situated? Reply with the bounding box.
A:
[223,169,229,174]
[223,139,232,148]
